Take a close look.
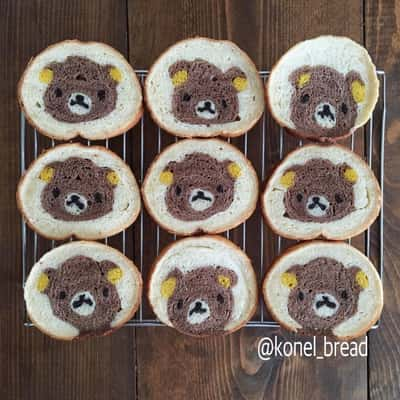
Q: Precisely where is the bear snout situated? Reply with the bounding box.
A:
[195,99,218,120]
[187,299,210,325]
[312,293,339,318]
[68,92,92,115]
[306,195,330,217]
[70,291,96,316]
[189,188,215,211]
[314,102,336,129]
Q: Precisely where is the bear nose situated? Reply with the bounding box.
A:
[312,196,320,203]
[204,101,211,108]
[323,104,331,113]
[76,94,84,102]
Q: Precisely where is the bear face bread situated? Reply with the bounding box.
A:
[24,241,142,340]
[145,37,264,138]
[142,139,258,235]
[266,36,379,142]
[262,145,381,240]
[18,40,143,140]
[263,241,383,340]
[17,144,141,240]
[148,236,257,337]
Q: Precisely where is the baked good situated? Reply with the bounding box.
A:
[142,138,258,235]
[262,144,381,240]
[17,143,141,240]
[263,241,383,340]
[24,241,142,340]
[266,36,379,142]
[145,37,264,138]
[18,40,143,140]
[148,236,257,337]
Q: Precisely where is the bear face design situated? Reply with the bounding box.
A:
[38,256,123,334]
[161,266,238,336]
[281,257,369,334]
[39,157,119,221]
[280,159,357,223]
[39,56,121,123]
[168,59,248,125]
[159,153,241,221]
[289,66,366,138]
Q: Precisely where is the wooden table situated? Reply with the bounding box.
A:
[1,1,399,399]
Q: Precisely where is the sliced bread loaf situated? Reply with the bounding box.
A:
[17,143,141,240]
[148,236,258,337]
[263,241,383,340]
[145,37,264,138]
[18,40,143,140]
[142,139,259,235]
[262,144,381,240]
[24,241,142,340]
[266,36,379,142]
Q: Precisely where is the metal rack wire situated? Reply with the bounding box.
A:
[21,70,386,329]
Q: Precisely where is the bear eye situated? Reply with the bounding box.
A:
[216,185,224,193]
[341,290,348,300]
[94,192,102,203]
[335,194,343,203]
[59,291,66,299]
[55,88,63,97]
[182,93,191,102]
[298,291,304,301]
[177,299,183,309]
[175,185,182,196]
[296,193,303,202]
[341,103,348,114]
[217,294,224,304]
[52,187,60,198]
[221,100,227,108]
[98,90,106,101]
[300,94,310,103]
[103,287,109,297]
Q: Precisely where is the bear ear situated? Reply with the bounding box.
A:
[39,68,54,84]
[280,271,298,289]
[36,268,54,293]
[105,265,123,285]
[106,170,120,186]
[224,67,248,92]
[280,170,296,188]
[346,71,366,103]
[227,162,241,179]
[354,269,369,289]
[168,61,191,87]
[290,67,312,89]
[161,268,182,299]
[39,166,55,182]
[216,267,238,289]
[343,167,358,184]
[159,170,174,185]
[109,67,123,83]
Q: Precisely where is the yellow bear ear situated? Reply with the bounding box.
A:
[159,170,174,185]
[107,267,123,284]
[281,272,297,289]
[39,166,55,182]
[217,274,231,289]
[161,277,177,298]
[37,272,50,292]
[351,80,366,103]
[39,68,54,84]
[106,170,120,186]
[109,67,122,82]
[343,168,358,183]
[227,162,241,179]
[355,270,369,289]
[296,72,311,88]
[232,76,248,92]
[280,171,296,188]
[171,70,188,86]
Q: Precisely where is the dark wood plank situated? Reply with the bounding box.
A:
[365,1,400,399]
[128,1,368,399]
[0,1,137,399]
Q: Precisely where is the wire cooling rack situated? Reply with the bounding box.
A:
[21,70,386,329]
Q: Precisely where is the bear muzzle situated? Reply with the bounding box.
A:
[68,92,92,115]
[195,100,218,120]
[312,293,339,318]
[64,192,88,215]
[306,195,330,217]
[314,102,336,129]
[189,189,215,211]
[70,291,96,316]
[187,299,211,325]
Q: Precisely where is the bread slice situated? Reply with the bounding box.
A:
[148,235,257,337]
[24,241,142,340]
[17,143,141,240]
[263,241,383,340]
[18,40,143,140]
[145,37,264,138]
[142,139,258,235]
[266,36,379,142]
[262,144,381,240]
